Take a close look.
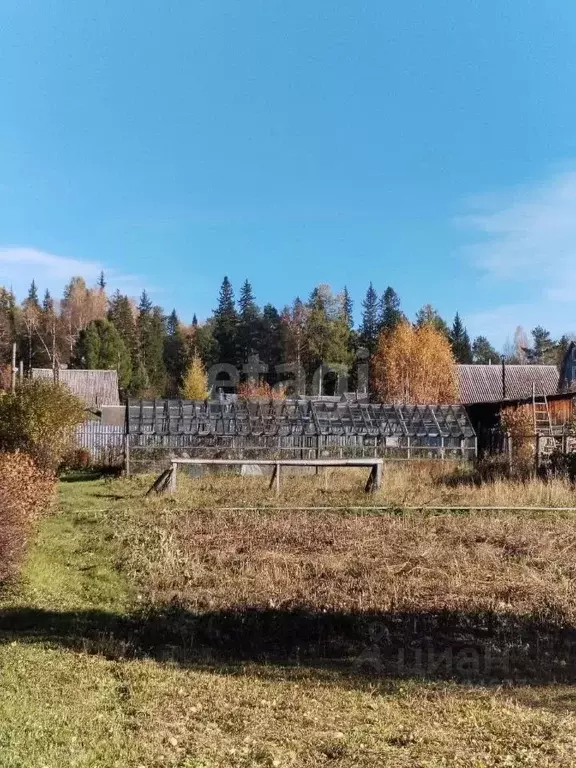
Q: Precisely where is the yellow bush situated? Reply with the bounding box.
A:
[0,380,86,471]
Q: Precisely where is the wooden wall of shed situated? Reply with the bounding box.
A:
[547,397,574,425]
[502,397,575,428]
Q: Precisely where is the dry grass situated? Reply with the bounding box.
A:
[0,452,54,583]
[3,476,576,766]
[112,466,576,682]
[126,506,576,619]
[156,461,576,509]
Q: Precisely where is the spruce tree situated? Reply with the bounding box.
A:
[72,319,132,389]
[72,322,101,370]
[237,279,261,366]
[27,280,40,308]
[213,276,238,365]
[449,312,472,363]
[163,309,187,395]
[378,287,404,333]
[136,292,167,395]
[42,290,53,313]
[258,304,282,380]
[342,286,354,330]
[108,291,139,391]
[359,283,379,353]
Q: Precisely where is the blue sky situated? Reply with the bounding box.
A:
[1,1,576,347]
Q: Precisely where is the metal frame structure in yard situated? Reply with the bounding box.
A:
[126,399,476,474]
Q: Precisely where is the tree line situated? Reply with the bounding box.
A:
[0,273,571,399]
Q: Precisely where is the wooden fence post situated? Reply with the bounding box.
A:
[169,462,177,494]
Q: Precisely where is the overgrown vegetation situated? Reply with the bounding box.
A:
[2,472,576,765]
[0,379,86,471]
[0,452,54,583]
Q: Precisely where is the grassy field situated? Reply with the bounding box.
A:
[1,468,576,766]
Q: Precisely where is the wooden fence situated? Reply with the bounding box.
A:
[75,422,125,466]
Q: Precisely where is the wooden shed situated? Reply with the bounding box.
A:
[31,369,120,408]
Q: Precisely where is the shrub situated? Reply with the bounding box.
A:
[63,447,92,470]
[0,452,54,583]
[501,405,535,477]
[180,353,209,400]
[0,379,86,471]
[237,381,287,401]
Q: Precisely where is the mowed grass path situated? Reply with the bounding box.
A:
[0,475,576,766]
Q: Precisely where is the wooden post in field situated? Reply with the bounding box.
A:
[534,433,540,475]
[169,462,178,494]
[507,433,513,471]
[124,403,131,477]
[11,343,16,392]
[269,462,281,495]
[365,460,383,494]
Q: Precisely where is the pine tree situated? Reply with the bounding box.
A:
[181,353,209,400]
[192,313,198,327]
[378,287,404,333]
[359,283,379,353]
[213,276,238,365]
[98,271,106,290]
[529,326,555,364]
[472,336,499,364]
[449,312,472,363]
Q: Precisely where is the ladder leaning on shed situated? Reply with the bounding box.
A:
[532,384,553,436]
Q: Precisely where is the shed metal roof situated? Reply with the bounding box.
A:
[457,364,559,405]
[31,368,120,407]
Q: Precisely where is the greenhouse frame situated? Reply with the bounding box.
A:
[126,399,477,471]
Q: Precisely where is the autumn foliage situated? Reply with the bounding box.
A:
[180,353,209,401]
[0,452,55,583]
[371,320,458,404]
[237,380,287,401]
[0,379,86,471]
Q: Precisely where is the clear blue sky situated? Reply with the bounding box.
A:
[1,0,576,347]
